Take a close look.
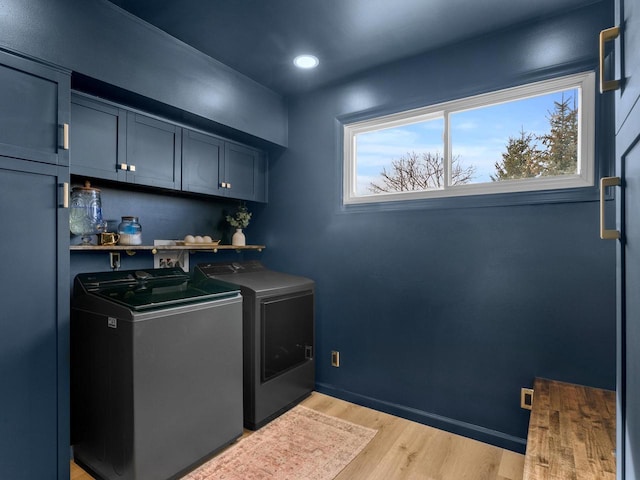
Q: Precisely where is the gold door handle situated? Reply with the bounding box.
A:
[599,26,620,93]
[62,182,69,208]
[63,123,69,150]
[600,176,620,240]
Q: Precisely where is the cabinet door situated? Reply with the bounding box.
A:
[70,94,126,181]
[182,129,225,196]
[614,0,640,134]
[224,142,267,202]
[0,49,70,166]
[0,157,69,480]
[126,112,181,189]
[614,0,640,477]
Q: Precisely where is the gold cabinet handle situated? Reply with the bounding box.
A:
[62,182,69,208]
[63,123,69,150]
[600,176,620,240]
[599,26,620,93]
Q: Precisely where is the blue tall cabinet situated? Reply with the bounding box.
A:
[607,0,640,477]
[0,48,70,480]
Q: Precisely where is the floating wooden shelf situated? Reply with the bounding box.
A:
[70,244,265,254]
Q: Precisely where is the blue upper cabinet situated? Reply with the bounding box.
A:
[182,129,268,203]
[181,128,225,197]
[224,142,267,203]
[71,93,267,202]
[70,94,125,181]
[0,49,70,166]
[70,93,182,189]
[125,111,181,190]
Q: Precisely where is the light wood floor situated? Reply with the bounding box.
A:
[71,391,524,480]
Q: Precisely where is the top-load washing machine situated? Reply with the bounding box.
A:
[195,261,315,430]
[71,267,243,480]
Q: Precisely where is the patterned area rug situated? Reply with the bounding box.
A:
[182,405,377,480]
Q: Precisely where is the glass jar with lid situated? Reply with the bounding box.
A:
[69,181,107,244]
[117,216,142,245]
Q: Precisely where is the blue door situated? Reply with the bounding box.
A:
[0,158,70,479]
[608,0,640,477]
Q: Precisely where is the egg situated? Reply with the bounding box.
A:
[203,235,212,243]
[194,235,204,243]
[184,235,195,243]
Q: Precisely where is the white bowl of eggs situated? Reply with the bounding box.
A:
[181,235,220,245]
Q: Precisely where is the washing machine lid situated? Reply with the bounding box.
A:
[74,267,240,311]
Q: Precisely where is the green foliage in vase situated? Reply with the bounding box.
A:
[226,203,252,229]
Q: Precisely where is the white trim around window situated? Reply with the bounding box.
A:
[343,71,596,205]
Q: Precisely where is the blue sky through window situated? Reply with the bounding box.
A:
[355,89,578,195]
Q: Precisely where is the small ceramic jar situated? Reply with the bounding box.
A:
[117,216,142,245]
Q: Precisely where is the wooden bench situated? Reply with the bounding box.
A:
[523,378,616,480]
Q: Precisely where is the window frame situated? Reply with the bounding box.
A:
[343,71,596,206]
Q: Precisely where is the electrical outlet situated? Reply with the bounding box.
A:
[331,350,340,367]
[153,249,189,271]
[521,387,534,410]
[109,252,121,270]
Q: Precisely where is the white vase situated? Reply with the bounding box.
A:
[232,228,246,246]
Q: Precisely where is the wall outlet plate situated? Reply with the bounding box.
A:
[331,350,340,367]
[521,387,534,410]
[109,251,121,270]
[154,249,189,272]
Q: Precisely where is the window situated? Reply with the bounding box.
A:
[343,72,595,205]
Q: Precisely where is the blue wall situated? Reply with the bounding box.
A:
[7,0,615,455]
[0,0,287,147]
[253,1,616,451]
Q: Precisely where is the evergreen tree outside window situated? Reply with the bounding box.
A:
[492,130,544,181]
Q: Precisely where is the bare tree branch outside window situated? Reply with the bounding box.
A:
[369,151,476,193]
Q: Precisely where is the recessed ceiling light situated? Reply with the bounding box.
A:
[293,54,319,69]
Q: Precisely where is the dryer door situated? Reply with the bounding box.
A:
[261,291,314,382]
